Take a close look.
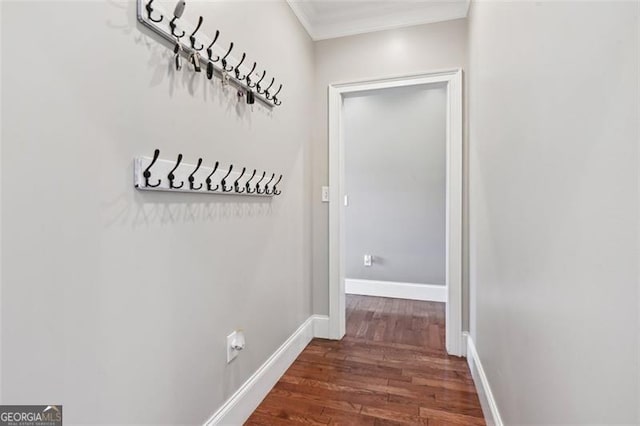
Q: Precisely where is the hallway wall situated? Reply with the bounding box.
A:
[343,84,447,285]
[313,19,468,319]
[0,1,313,424]
[467,1,640,423]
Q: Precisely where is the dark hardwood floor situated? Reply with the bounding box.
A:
[246,295,485,425]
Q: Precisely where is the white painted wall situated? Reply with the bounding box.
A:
[0,1,313,424]
[467,1,639,423]
[313,19,468,318]
[343,84,446,285]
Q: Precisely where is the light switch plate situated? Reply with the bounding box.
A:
[321,186,329,202]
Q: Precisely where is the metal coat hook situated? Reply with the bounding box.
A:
[233,167,247,193]
[169,1,186,39]
[168,153,184,189]
[234,53,247,80]
[189,16,204,51]
[221,165,234,192]
[206,30,221,61]
[273,97,282,106]
[243,169,257,193]
[256,73,269,93]
[145,0,163,23]
[268,84,282,101]
[262,173,276,195]
[221,42,235,72]
[258,173,274,195]
[188,158,203,190]
[251,70,265,90]
[244,62,257,86]
[205,161,220,191]
[253,171,266,194]
[271,175,283,195]
[262,78,275,97]
[143,149,161,187]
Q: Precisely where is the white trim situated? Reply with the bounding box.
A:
[285,0,470,41]
[285,0,316,40]
[312,314,330,339]
[464,333,504,426]
[0,0,3,405]
[204,315,327,425]
[345,279,446,303]
[328,69,464,354]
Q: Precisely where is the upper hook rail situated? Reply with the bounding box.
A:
[169,1,186,38]
[137,0,283,107]
[143,149,162,187]
[145,0,163,23]
[190,16,204,51]
[221,43,235,72]
[168,153,184,189]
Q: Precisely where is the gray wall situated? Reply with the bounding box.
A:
[344,85,446,285]
[467,1,639,423]
[313,19,468,315]
[1,1,313,424]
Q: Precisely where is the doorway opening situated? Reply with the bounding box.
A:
[327,69,463,356]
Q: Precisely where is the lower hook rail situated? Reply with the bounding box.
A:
[134,152,283,197]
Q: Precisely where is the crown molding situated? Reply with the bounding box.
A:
[287,0,470,41]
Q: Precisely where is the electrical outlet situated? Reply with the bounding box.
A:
[227,330,245,363]
[364,254,372,267]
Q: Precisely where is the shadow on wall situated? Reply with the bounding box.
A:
[103,191,275,228]
[105,0,273,122]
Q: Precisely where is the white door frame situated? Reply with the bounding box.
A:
[328,69,464,356]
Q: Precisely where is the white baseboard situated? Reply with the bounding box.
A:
[203,315,328,425]
[312,314,330,339]
[464,332,503,426]
[345,278,446,302]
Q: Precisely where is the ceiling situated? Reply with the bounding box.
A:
[287,0,470,41]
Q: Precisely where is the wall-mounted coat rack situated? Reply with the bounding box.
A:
[134,150,283,196]
[137,0,283,108]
